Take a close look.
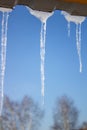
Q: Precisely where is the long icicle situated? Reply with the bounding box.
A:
[76,23,82,72]
[40,21,46,105]
[79,23,82,72]
[0,12,9,116]
[26,7,53,105]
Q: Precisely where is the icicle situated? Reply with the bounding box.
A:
[0,11,10,116]
[76,23,82,72]
[68,21,70,37]
[61,11,85,72]
[79,24,82,72]
[40,21,46,105]
[27,7,54,104]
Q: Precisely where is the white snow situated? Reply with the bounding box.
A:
[61,11,85,24]
[62,11,86,72]
[27,7,54,104]
[27,7,53,23]
[0,7,12,12]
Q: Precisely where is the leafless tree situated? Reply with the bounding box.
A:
[51,95,79,130]
[0,95,43,130]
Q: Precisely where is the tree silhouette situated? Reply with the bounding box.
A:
[0,95,43,130]
[51,95,79,130]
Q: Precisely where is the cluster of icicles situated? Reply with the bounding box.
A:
[0,7,86,115]
[61,11,86,72]
[0,8,12,116]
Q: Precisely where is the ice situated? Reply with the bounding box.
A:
[76,23,82,72]
[61,11,86,72]
[0,11,11,116]
[68,21,70,37]
[27,7,54,104]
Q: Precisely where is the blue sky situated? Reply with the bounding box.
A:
[0,5,87,130]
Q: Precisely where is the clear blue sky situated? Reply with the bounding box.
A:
[0,5,87,130]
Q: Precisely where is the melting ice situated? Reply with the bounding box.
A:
[62,11,86,72]
[0,8,12,116]
[27,7,54,104]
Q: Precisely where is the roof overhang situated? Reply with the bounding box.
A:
[0,0,87,16]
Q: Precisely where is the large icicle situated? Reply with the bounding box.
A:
[61,11,85,72]
[0,8,11,116]
[76,23,82,72]
[27,7,53,104]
